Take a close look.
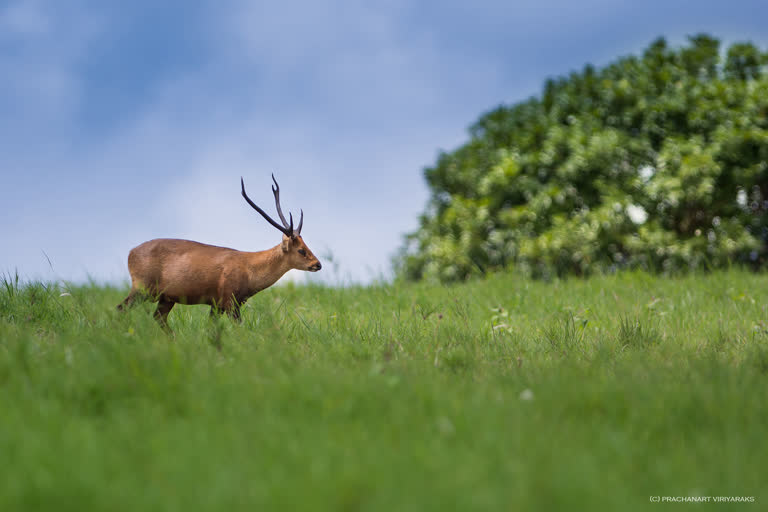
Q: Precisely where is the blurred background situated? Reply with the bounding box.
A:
[1,0,767,284]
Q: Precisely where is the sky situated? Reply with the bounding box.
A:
[2,0,767,285]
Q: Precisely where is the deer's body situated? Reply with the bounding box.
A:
[124,238,295,303]
[118,176,321,327]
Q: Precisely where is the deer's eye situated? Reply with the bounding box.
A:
[298,249,307,256]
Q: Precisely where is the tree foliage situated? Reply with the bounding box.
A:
[398,35,768,281]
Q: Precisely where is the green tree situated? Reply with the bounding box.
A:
[398,35,768,282]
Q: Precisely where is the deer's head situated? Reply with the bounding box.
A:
[241,175,322,272]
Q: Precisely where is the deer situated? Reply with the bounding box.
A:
[117,175,321,328]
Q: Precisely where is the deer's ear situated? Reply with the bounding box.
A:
[281,236,291,252]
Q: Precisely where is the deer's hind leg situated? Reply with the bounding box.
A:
[117,286,144,311]
[153,296,176,330]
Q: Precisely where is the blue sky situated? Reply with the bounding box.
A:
[2,0,767,284]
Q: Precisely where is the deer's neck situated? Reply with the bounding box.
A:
[245,244,291,292]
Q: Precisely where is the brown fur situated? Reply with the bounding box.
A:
[117,235,320,327]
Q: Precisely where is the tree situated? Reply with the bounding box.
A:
[398,35,768,282]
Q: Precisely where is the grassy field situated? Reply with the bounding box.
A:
[1,270,767,511]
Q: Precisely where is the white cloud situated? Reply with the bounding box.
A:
[0,0,50,36]
[0,1,104,144]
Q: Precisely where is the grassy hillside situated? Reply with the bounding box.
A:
[1,270,767,510]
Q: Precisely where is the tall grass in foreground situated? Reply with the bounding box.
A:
[1,270,767,511]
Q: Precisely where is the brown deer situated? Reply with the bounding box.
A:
[117,175,321,327]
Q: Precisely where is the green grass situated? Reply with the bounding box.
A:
[1,270,767,511]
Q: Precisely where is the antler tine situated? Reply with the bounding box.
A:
[297,209,303,235]
[271,173,292,230]
[241,177,292,237]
